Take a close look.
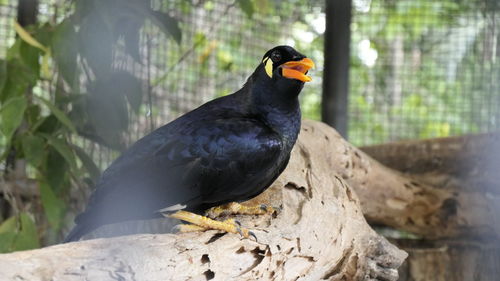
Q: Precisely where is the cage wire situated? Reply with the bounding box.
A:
[0,0,322,169]
[1,0,498,161]
[349,0,500,146]
[0,1,17,57]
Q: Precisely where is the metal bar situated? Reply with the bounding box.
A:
[17,0,38,26]
[322,0,352,138]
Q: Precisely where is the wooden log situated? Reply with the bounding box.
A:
[300,122,500,239]
[360,133,500,193]
[0,120,407,281]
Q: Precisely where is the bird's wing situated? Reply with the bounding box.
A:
[153,117,284,207]
[74,116,283,230]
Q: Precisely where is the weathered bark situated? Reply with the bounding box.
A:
[0,120,407,281]
[315,125,500,239]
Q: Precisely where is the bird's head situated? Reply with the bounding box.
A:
[250,45,314,102]
[261,45,315,84]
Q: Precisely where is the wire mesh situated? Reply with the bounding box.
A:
[3,0,497,152]
[349,0,500,146]
[0,1,17,57]
[1,0,323,169]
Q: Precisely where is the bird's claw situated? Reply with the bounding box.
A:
[249,231,258,242]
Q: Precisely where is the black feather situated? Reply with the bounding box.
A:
[64,46,310,242]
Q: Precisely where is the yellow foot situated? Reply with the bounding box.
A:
[205,202,277,218]
[168,210,255,239]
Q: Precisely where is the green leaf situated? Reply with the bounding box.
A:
[0,215,17,232]
[21,134,45,167]
[237,0,254,18]
[0,214,39,252]
[14,213,40,251]
[0,216,17,253]
[0,59,37,102]
[149,11,182,44]
[41,134,77,171]
[39,181,66,230]
[33,115,61,134]
[19,40,41,76]
[35,96,77,133]
[52,18,78,86]
[40,49,52,79]
[14,22,49,53]
[0,59,6,95]
[0,232,16,253]
[72,145,101,182]
[44,147,68,194]
[0,96,27,141]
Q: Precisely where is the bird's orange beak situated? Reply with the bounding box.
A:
[281,58,315,82]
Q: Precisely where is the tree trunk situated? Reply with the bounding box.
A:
[0,120,407,281]
[320,127,500,239]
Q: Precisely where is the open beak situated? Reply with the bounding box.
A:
[281,58,315,82]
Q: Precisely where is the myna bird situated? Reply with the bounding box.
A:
[64,45,314,242]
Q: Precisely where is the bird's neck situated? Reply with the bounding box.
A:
[244,79,302,149]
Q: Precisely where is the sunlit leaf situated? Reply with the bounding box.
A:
[13,21,48,53]
[0,96,27,141]
[0,215,17,233]
[35,96,77,134]
[41,48,51,79]
[0,214,39,252]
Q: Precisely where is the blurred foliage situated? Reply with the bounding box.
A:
[0,0,184,252]
[349,0,500,145]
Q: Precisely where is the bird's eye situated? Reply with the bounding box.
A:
[271,51,281,62]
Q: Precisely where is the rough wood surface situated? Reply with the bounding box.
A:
[0,120,407,281]
[317,127,500,239]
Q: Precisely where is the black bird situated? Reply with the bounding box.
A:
[64,45,314,242]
